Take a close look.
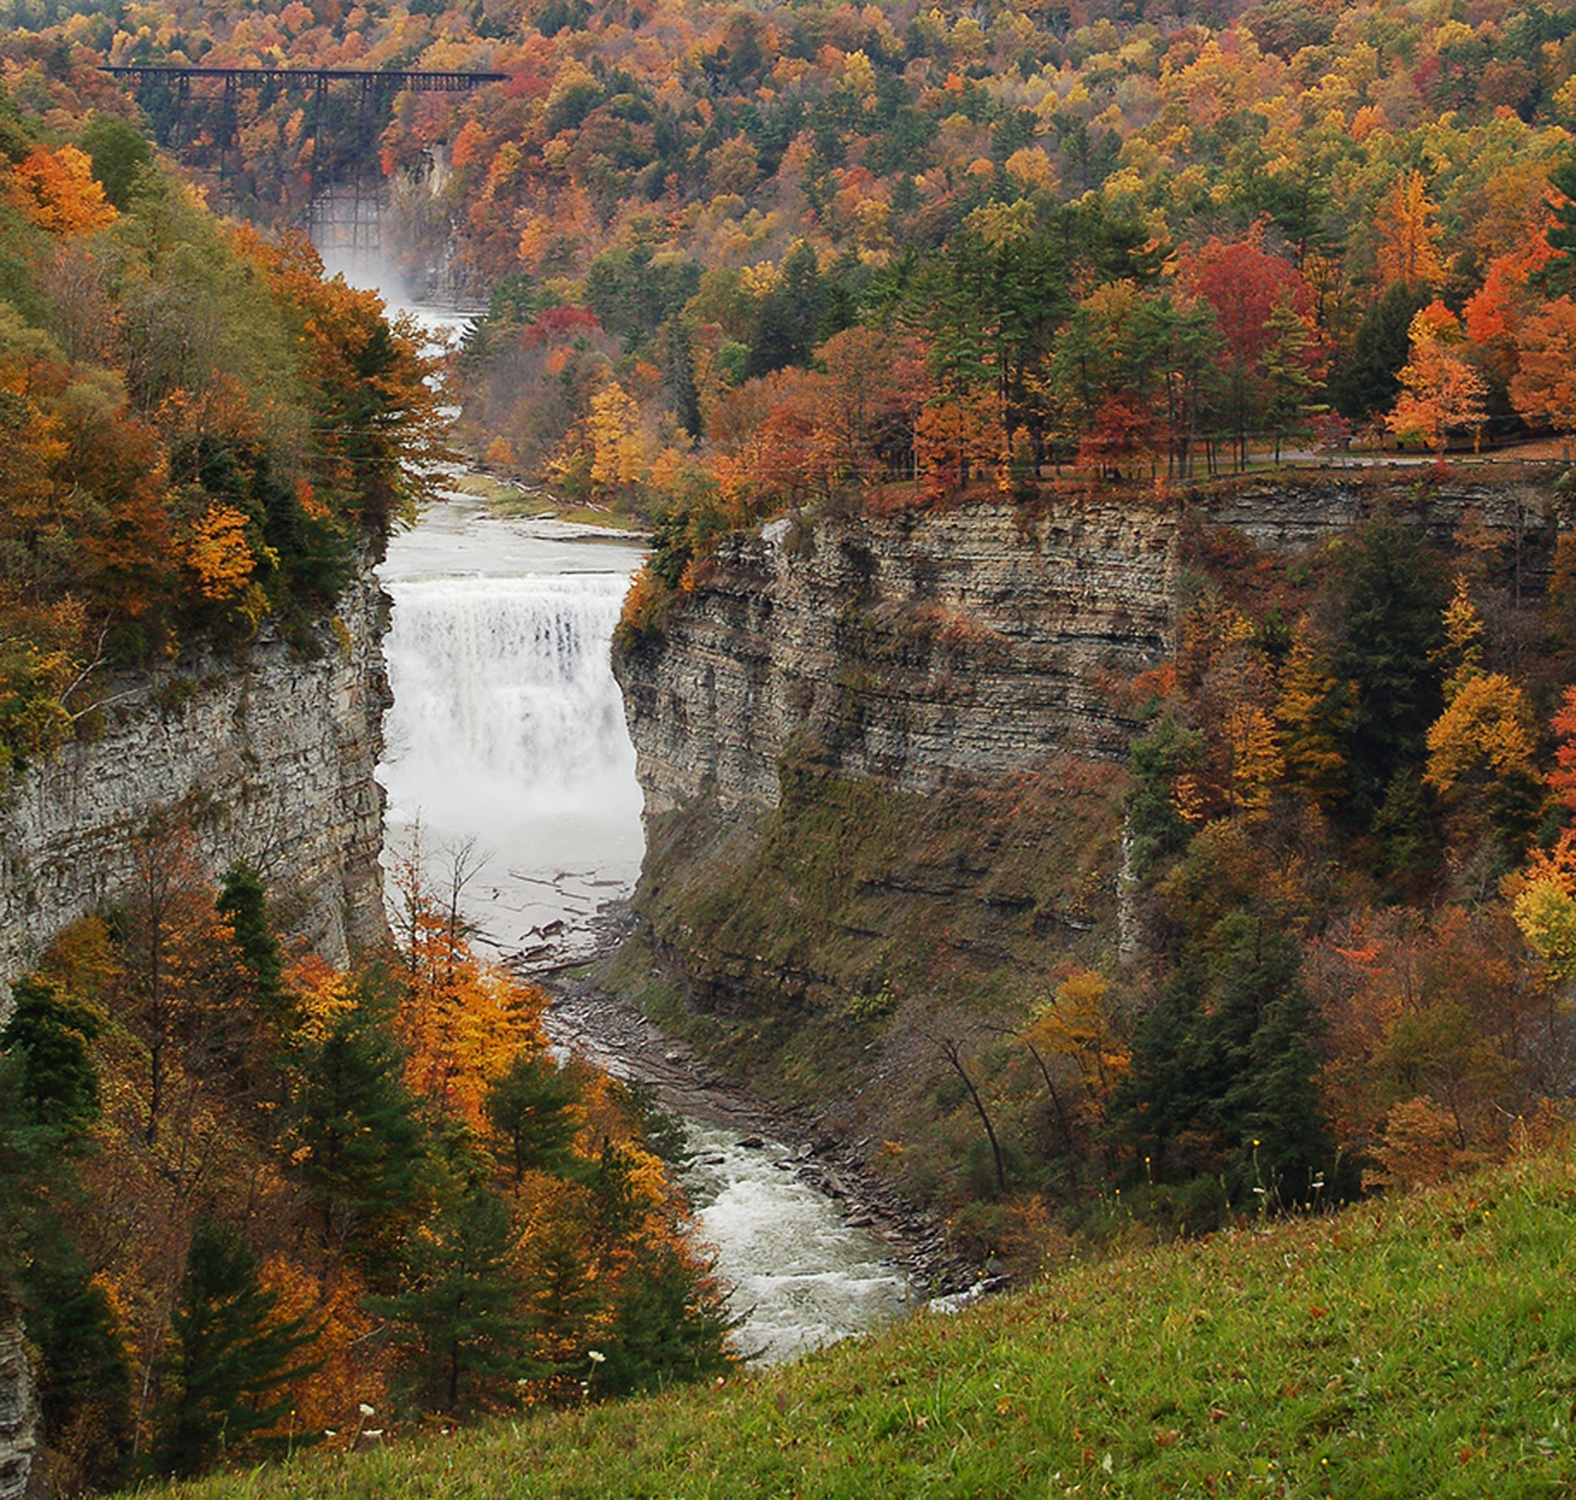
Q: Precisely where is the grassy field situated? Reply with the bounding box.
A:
[130,1145,1576,1499]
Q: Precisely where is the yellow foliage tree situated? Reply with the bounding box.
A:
[1373,170,1445,287]
[1021,969,1129,1166]
[586,380,647,496]
[1225,702,1283,821]
[184,504,256,600]
[1274,626,1351,807]
[1386,308,1487,451]
[1424,672,1536,798]
[1512,877,1576,984]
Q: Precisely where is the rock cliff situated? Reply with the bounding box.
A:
[617,499,1175,817]
[0,564,391,997]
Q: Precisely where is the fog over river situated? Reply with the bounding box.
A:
[368,291,908,1359]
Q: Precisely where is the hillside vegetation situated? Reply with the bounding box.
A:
[0,86,444,778]
[130,1142,1576,1498]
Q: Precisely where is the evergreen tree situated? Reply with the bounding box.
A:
[0,976,99,1295]
[484,1049,582,1183]
[26,1262,135,1494]
[287,976,430,1266]
[216,861,287,1027]
[1331,282,1428,421]
[595,1241,738,1398]
[1115,910,1330,1202]
[378,1139,531,1416]
[744,241,828,378]
[1,975,98,1133]
[1329,517,1448,822]
[1125,716,1206,879]
[153,1218,318,1478]
[1534,155,1576,299]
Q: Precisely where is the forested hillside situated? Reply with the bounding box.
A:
[9,0,1576,523]
[0,86,443,778]
[2,842,733,1493]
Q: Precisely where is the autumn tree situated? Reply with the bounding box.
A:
[1274,626,1353,808]
[1183,231,1316,469]
[1373,171,1446,289]
[1386,304,1487,452]
[1510,297,1576,433]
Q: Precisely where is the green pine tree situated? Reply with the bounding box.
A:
[1534,155,1576,299]
[484,1049,583,1183]
[0,976,100,1296]
[153,1218,318,1478]
[286,974,430,1268]
[378,1138,532,1416]
[26,1261,135,1493]
[595,1242,740,1398]
[216,862,288,1029]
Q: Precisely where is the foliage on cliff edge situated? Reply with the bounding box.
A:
[0,92,445,778]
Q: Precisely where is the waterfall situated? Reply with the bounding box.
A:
[383,572,637,830]
[377,505,646,953]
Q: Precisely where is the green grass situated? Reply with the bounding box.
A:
[136,1147,1576,1498]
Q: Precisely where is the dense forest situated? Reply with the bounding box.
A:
[8,0,1576,528]
[0,82,445,773]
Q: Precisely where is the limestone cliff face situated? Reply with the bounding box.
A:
[616,472,1558,829]
[0,565,391,996]
[616,499,1176,819]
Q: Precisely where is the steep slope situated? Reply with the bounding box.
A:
[128,1144,1576,1499]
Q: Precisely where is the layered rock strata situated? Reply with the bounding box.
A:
[0,566,391,998]
[617,499,1176,818]
[617,471,1559,828]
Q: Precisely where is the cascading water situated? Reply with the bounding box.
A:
[378,495,645,956]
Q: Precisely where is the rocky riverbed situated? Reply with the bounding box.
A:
[531,906,978,1302]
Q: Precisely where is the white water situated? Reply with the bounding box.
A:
[684,1125,906,1362]
[377,495,645,956]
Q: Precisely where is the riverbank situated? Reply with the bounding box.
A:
[533,907,978,1301]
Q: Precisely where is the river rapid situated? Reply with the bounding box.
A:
[375,448,911,1363]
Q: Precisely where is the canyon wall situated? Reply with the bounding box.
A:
[611,470,1560,1144]
[619,470,1559,828]
[0,565,391,999]
[618,498,1176,818]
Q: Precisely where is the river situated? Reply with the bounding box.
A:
[376,447,909,1365]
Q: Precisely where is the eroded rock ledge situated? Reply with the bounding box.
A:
[0,564,392,998]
